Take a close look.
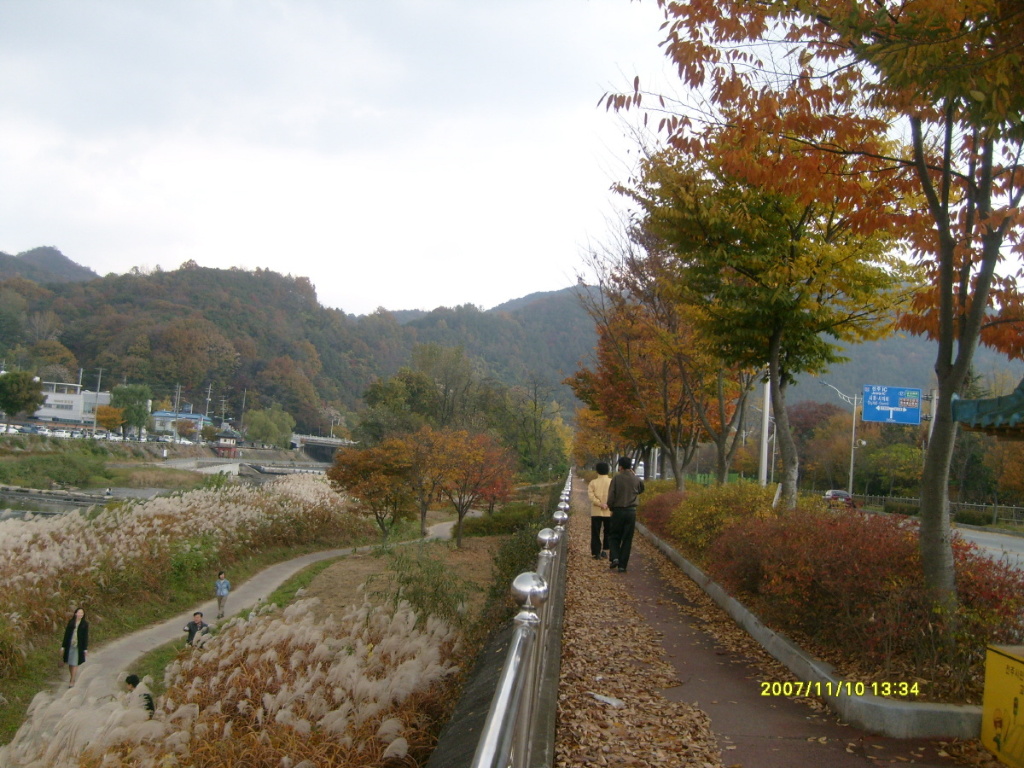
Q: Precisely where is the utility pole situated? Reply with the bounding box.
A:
[820,380,861,495]
[172,383,181,443]
[91,368,103,433]
[758,380,771,486]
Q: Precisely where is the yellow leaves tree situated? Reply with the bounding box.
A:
[95,405,125,433]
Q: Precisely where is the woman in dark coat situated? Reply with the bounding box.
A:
[60,607,88,687]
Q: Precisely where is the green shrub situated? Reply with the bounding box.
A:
[0,615,25,678]
[463,503,544,537]
[0,452,112,488]
[369,545,478,630]
[666,481,778,561]
[884,499,920,516]
[954,508,991,527]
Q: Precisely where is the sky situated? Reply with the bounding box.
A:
[0,1,676,316]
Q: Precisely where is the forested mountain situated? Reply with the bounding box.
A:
[0,247,100,284]
[0,258,596,431]
[1,251,1019,434]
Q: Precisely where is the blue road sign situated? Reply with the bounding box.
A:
[862,385,923,425]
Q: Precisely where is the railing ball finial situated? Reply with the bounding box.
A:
[537,527,559,553]
[511,571,549,611]
[552,509,569,531]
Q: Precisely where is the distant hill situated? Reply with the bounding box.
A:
[0,257,596,431]
[792,333,1024,405]
[1,249,1020,434]
[0,247,100,283]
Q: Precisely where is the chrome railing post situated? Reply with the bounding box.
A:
[468,473,572,768]
[471,572,548,768]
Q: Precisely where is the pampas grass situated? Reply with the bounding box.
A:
[0,475,375,672]
[60,596,460,768]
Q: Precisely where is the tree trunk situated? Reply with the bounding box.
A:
[918,386,959,606]
[768,335,799,508]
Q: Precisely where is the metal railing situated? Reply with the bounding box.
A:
[470,474,572,768]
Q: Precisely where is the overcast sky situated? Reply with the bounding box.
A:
[0,1,674,315]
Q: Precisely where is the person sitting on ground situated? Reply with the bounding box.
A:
[183,611,210,646]
[124,674,155,718]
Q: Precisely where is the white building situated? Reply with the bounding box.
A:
[35,382,111,425]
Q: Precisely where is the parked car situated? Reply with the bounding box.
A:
[824,489,855,508]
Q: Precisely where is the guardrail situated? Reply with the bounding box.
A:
[470,474,572,768]
[858,495,1024,526]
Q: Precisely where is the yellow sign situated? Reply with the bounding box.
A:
[983,646,1024,767]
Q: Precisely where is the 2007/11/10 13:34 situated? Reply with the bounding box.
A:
[760,680,921,698]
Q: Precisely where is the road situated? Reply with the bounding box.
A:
[956,525,1024,568]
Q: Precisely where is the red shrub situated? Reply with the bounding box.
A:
[639,491,685,541]
[707,510,1024,699]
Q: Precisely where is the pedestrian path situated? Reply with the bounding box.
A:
[557,479,959,767]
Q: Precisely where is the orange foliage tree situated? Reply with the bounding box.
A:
[573,234,766,489]
[607,0,1024,601]
[434,430,516,548]
[397,425,451,538]
[327,440,414,539]
[95,404,125,433]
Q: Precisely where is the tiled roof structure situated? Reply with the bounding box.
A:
[951,378,1024,440]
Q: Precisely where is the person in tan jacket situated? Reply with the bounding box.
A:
[587,462,612,559]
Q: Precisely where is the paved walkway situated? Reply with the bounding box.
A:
[617,524,957,766]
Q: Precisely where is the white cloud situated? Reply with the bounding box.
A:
[0,0,673,313]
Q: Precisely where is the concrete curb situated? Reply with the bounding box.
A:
[637,522,982,740]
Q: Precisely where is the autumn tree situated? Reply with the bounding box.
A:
[984,441,1024,505]
[327,440,414,539]
[397,425,450,537]
[571,406,623,469]
[95,405,126,433]
[620,147,906,506]
[436,430,516,548]
[608,0,1024,605]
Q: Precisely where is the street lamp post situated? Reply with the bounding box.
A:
[820,381,860,495]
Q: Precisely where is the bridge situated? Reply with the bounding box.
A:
[289,433,356,462]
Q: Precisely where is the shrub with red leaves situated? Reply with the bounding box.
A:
[707,510,1024,701]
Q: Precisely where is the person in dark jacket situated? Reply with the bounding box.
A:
[606,456,645,573]
[61,607,89,687]
[183,611,210,646]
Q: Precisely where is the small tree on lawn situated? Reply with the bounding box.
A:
[397,426,450,538]
[436,430,516,547]
[327,440,414,540]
